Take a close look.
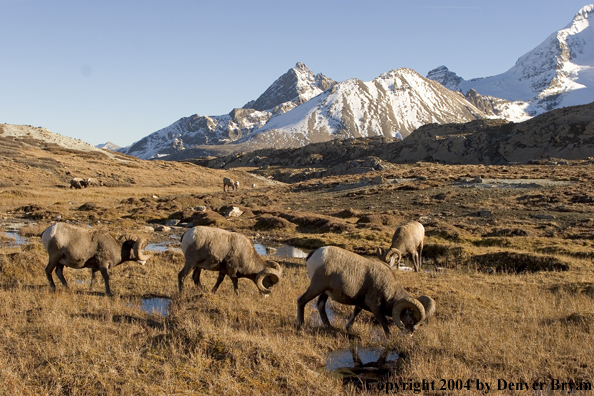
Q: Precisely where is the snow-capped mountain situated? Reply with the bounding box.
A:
[243,62,335,111]
[96,141,121,151]
[234,68,487,150]
[119,64,488,160]
[119,63,336,159]
[428,4,594,116]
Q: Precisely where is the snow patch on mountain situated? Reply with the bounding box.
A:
[428,4,594,116]
[237,68,488,149]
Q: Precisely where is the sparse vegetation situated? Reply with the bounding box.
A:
[0,134,594,395]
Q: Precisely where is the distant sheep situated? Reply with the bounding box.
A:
[223,177,237,192]
[297,246,435,336]
[178,226,282,295]
[70,178,84,189]
[41,223,151,296]
[377,221,425,272]
[85,177,103,187]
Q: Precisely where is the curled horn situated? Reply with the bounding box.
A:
[118,233,137,242]
[384,248,402,267]
[417,295,436,321]
[119,234,151,263]
[133,237,151,262]
[392,297,425,330]
[255,261,282,294]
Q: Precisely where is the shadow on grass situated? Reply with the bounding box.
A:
[71,312,165,330]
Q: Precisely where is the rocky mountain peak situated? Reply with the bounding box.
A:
[242,62,336,112]
[570,4,593,27]
[427,4,594,116]
[426,66,463,91]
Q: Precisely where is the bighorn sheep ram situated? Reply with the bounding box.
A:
[223,177,238,192]
[178,226,282,295]
[377,220,425,272]
[41,223,151,296]
[297,246,435,336]
[70,178,84,189]
[85,177,103,187]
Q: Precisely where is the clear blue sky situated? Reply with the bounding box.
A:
[0,0,590,146]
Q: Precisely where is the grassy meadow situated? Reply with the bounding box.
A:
[0,137,593,394]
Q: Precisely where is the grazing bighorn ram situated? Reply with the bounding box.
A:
[70,178,84,189]
[223,177,238,192]
[377,220,425,271]
[297,246,435,336]
[85,177,103,187]
[178,226,282,295]
[41,223,151,296]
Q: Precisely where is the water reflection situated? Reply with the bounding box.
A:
[145,242,181,253]
[253,243,308,258]
[3,230,28,246]
[326,347,400,381]
[139,297,171,316]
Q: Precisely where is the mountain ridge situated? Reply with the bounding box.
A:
[118,65,491,160]
[428,4,594,115]
[117,4,594,161]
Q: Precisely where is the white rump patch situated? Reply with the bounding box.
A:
[306,246,330,279]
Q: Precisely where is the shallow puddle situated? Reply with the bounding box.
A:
[145,242,181,253]
[3,230,28,246]
[326,347,400,381]
[138,297,171,316]
[254,243,309,258]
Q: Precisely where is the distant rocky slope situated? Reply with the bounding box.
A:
[191,102,594,177]
[428,5,594,116]
[0,124,114,155]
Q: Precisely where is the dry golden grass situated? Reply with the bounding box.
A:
[1,138,594,394]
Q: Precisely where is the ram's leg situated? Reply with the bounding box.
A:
[229,276,239,295]
[99,267,112,296]
[177,260,196,292]
[369,305,391,337]
[191,267,205,291]
[45,260,58,291]
[211,272,226,294]
[90,269,98,290]
[55,264,68,288]
[315,294,332,328]
[296,282,327,328]
[345,306,363,330]
[412,251,420,272]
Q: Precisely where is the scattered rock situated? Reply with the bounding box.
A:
[223,206,244,218]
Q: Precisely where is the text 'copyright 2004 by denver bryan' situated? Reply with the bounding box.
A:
[366,379,592,393]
